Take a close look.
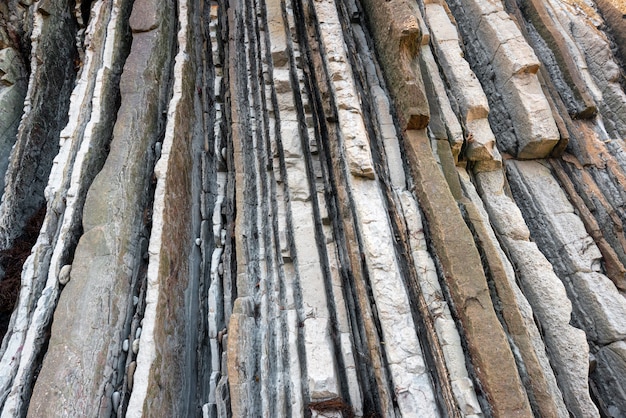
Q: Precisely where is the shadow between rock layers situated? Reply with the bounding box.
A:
[0,0,626,417]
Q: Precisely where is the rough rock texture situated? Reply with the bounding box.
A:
[26,0,176,415]
[423,3,501,170]
[359,0,430,130]
[1,0,626,417]
[0,0,77,253]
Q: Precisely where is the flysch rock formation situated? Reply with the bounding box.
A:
[0,0,625,416]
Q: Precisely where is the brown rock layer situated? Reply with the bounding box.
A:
[404,129,532,417]
[359,0,430,130]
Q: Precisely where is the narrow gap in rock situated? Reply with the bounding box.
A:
[80,0,94,27]
[193,0,219,414]
[254,0,288,415]
[0,206,46,342]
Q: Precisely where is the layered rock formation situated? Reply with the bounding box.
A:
[0,0,625,416]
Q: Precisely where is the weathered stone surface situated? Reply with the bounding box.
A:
[0,0,77,252]
[423,3,501,169]
[350,178,438,416]
[0,47,26,196]
[566,13,626,138]
[27,0,176,414]
[459,169,568,418]
[504,158,626,412]
[128,0,159,33]
[476,11,540,77]
[476,168,600,418]
[399,191,483,417]
[595,0,626,67]
[434,38,489,123]
[360,0,429,130]
[444,0,561,158]
[2,0,626,417]
[127,0,195,415]
[0,0,134,414]
[226,297,256,417]
[314,0,375,179]
[502,239,599,418]
[593,340,626,416]
[404,129,532,417]
[512,0,597,118]
[507,160,626,343]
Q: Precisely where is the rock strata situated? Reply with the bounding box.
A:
[0,0,626,417]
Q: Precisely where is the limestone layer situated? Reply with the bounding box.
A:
[0,0,625,417]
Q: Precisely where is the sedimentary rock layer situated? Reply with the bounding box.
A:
[0,0,625,417]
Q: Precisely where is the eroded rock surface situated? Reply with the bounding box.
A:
[0,0,626,417]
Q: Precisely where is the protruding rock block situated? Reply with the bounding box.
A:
[442,60,490,123]
[424,3,501,169]
[514,0,597,118]
[465,119,502,171]
[128,0,158,33]
[450,0,561,158]
[502,75,560,158]
[266,0,287,67]
[477,11,540,77]
[570,272,626,344]
[360,0,429,130]
[560,8,626,137]
[315,0,375,179]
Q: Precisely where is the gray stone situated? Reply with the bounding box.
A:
[27,0,177,415]
[0,47,26,197]
[57,265,71,285]
[0,0,77,252]
[478,166,599,418]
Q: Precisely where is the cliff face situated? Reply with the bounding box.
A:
[0,0,625,417]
